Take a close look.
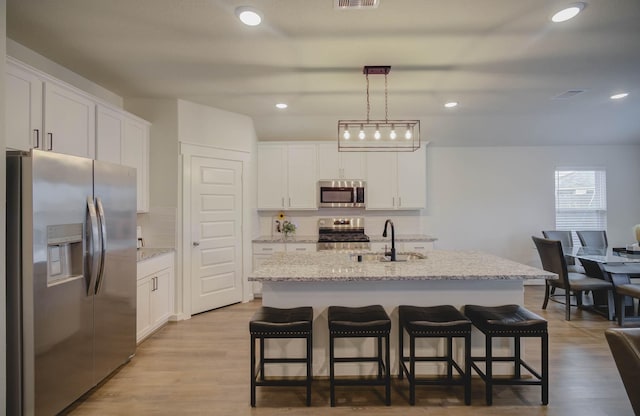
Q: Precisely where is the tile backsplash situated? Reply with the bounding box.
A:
[258,210,425,238]
[137,206,177,248]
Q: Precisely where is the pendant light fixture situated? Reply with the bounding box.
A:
[338,66,420,152]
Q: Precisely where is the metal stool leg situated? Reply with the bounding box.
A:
[251,334,257,407]
[330,333,336,407]
[464,333,471,405]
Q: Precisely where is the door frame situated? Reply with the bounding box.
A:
[180,143,253,319]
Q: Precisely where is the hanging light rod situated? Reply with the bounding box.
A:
[338,65,420,152]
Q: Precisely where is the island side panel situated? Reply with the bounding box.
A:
[261,279,524,377]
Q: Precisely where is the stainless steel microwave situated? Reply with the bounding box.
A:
[318,180,365,208]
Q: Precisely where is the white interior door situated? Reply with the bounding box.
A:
[190,156,243,314]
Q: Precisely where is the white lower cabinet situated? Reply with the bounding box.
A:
[252,242,316,297]
[137,252,174,343]
[370,240,434,254]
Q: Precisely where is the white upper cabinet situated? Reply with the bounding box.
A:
[396,147,427,209]
[317,143,365,180]
[365,152,397,209]
[96,104,124,164]
[121,116,150,213]
[257,144,287,210]
[257,143,317,210]
[287,144,317,209]
[6,62,43,151]
[365,146,426,210]
[44,81,96,158]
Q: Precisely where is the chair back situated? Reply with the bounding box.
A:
[532,236,568,288]
[605,328,640,416]
[576,230,608,249]
[542,230,575,265]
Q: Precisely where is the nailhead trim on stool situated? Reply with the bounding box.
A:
[398,305,472,405]
[328,305,391,406]
[249,306,313,407]
[463,304,549,406]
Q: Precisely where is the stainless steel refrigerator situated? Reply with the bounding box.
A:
[7,149,137,416]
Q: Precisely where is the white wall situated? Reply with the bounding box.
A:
[177,99,256,153]
[424,145,640,266]
[1,1,7,412]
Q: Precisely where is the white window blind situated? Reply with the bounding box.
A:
[555,170,607,245]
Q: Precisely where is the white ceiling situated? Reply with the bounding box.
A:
[7,0,640,146]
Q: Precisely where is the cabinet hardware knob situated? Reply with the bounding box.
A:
[193,241,200,247]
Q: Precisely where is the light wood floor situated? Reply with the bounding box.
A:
[66,286,635,415]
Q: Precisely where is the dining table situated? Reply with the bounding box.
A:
[569,246,640,320]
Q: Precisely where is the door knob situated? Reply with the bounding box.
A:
[193,242,200,247]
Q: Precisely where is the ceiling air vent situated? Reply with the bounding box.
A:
[552,89,586,100]
[335,0,380,9]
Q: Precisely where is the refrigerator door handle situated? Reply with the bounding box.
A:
[95,197,108,295]
[86,196,101,296]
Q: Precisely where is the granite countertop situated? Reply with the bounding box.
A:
[252,234,437,244]
[137,248,175,262]
[248,250,556,282]
[253,235,318,243]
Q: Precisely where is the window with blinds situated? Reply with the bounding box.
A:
[555,169,607,245]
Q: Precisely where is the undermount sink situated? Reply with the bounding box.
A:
[349,252,426,262]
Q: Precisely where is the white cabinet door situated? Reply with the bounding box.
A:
[317,143,365,180]
[96,105,124,164]
[136,277,153,341]
[397,146,426,210]
[122,116,150,213]
[257,144,287,209]
[317,143,340,180]
[6,62,43,151]
[287,144,317,209]
[151,268,171,326]
[403,241,434,254]
[365,152,396,209]
[44,81,96,158]
[340,152,366,180]
[286,243,317,253]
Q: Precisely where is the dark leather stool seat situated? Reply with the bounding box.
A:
[605,328,640,415]
[463,304,548,406]
[328,305,391,406]
[249,306,313,407]
[398,305,472,405]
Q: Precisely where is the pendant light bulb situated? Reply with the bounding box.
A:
[374,125,381,140]
[358,125,366,140]
[404,125,412,140]
[343,128,350,140]
[390,125,397,140]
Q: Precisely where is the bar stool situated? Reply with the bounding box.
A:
[463,304,548,406]
[328,305,391,406]
[249,306,313,407]
[398,305,472,405]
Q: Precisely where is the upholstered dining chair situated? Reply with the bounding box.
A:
[532,236,613,320]
[576,230,608,249]
[542,230,577,268]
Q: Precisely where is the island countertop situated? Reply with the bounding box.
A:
[248,250,555,282]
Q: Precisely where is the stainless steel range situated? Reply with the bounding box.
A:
[317,217,370,251]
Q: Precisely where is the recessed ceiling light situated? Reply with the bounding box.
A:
[235,6,262,26]
[275,103,288,109]
[551,2,586,23]
[444,102,458,108]
[610,93,629,100]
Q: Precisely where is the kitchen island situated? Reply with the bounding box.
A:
[248,250,555,377]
